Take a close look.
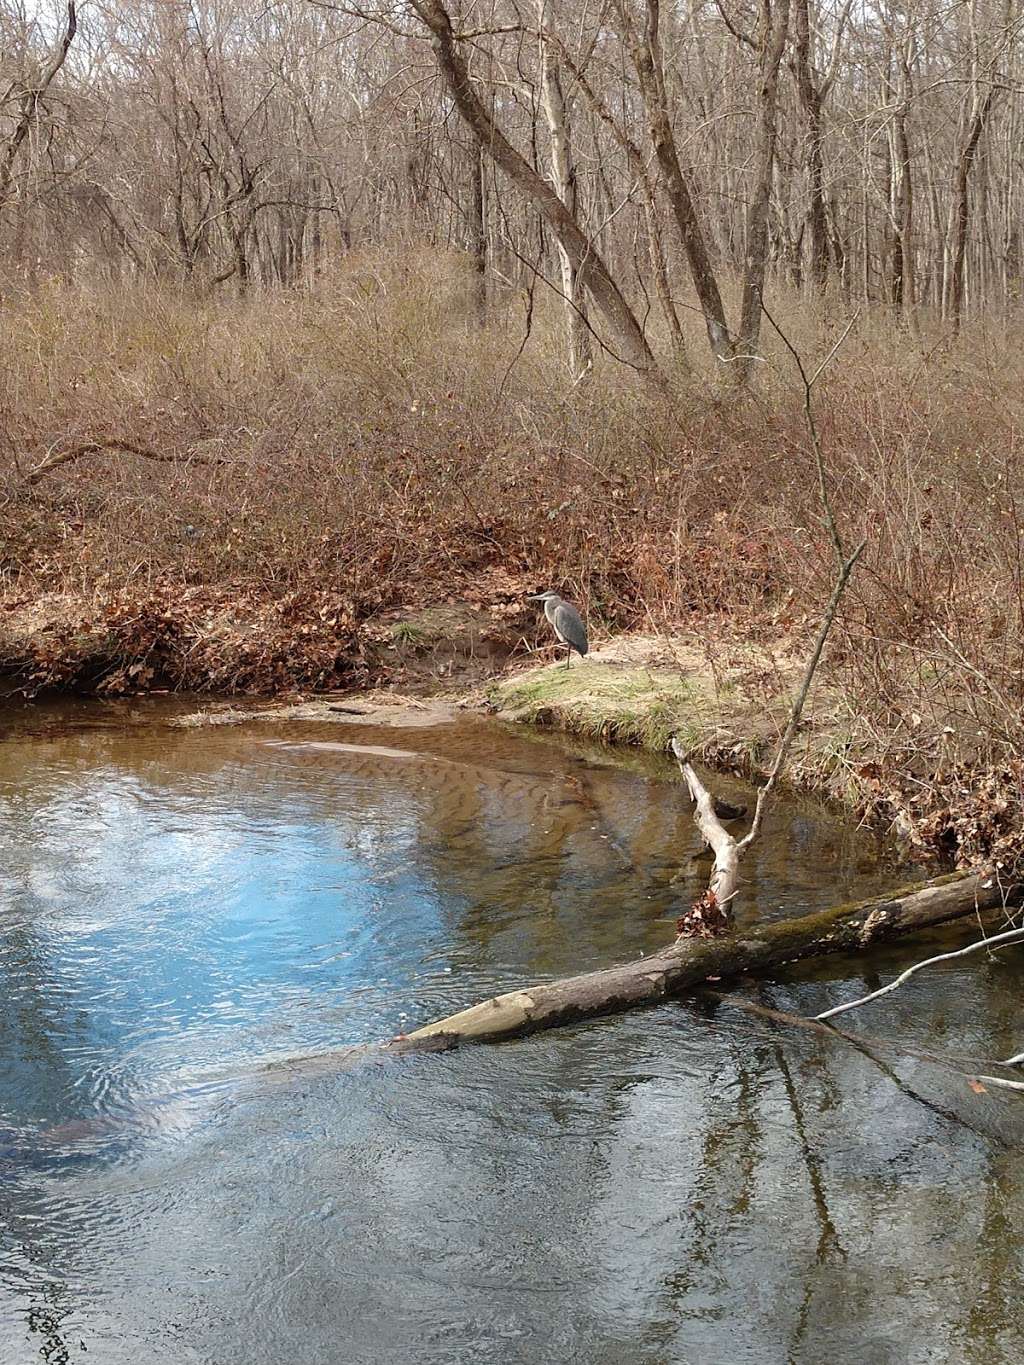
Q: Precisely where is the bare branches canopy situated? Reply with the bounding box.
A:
[0,0,1019,364]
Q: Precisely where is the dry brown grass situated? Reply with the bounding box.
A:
[3,248,1024,865]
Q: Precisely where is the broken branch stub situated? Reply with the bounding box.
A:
[670,737,739,922]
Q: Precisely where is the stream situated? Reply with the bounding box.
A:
[0,701,1021,1363]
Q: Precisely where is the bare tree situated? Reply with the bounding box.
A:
[0,0,1022,347]
[409,0,666,387]
[0,2,77,215]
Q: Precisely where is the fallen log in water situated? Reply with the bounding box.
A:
[397,871,1019,1048]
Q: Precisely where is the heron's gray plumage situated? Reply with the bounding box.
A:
[528,590,588,665]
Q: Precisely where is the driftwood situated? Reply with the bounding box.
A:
[397,870,1017,1048]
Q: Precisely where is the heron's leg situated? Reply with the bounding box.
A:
[565,647,572,669]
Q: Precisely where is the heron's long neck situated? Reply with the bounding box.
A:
[544,598,561,624]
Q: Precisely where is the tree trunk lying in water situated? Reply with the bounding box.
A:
[396,871,1017,1049]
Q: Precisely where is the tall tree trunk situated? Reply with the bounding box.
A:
[410,0,667,389]
[553,42,688,366]
[624,0,733,362]
[878,31,916,325]
[950,90,997,338]
[467,143,487,325]
[890,53,915,324]
[792,0,829,292]
[641,174,689,370]
[537,0,592,379]
[736,0,791,382]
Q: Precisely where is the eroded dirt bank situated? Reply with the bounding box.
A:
[0,586,525,699]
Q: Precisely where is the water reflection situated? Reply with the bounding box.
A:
[0,702,1020,1363]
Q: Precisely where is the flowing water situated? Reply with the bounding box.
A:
[0,701,1021,1364]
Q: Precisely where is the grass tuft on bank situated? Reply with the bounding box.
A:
[492,661,706,750]
[489,636,826,765]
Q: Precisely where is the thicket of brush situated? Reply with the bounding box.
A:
[2,248,1023,865]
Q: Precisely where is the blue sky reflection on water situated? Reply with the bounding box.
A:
[0,741,452,1124]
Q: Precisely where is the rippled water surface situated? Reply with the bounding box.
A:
[0,700,1021,1364]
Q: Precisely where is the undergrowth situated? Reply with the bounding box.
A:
[3,247,1024,868]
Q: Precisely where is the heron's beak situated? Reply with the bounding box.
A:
[526,594,545,602]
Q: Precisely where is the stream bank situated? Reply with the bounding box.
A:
[3,591,1021,874]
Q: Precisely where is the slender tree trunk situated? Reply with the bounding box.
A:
[861,149,871,304]
[826,196,849,301]
[736,0,791,382]
[792,0,829,292]
[467,143,486,325]
[553,43,688,367]
[879,33,915,327]
[891,72,914,322]
[537,0,592,379]
[950,90,997,338]
[625,0,733,362]
[641,174,689,369]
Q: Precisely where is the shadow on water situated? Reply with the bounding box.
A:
[0,699,1021,1364]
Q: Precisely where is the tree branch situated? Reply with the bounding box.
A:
[0,2,78,211]
[27,438,238,485]
[738,537,866,851]
[757,293,860,569]
[670,740,740,919]
[814,923,1024,1022]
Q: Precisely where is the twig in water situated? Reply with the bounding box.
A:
[814,923,1024,1022]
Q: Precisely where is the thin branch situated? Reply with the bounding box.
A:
[737,538,866,851]
[454,24,525,38]
[757,293,859,570]
[712,0,756,50]
[814,924,1024,1022]
[27,438,238,485]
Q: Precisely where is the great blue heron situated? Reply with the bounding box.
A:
[528,590,588,667]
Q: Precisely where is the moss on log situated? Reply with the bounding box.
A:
[397,871,1017,1048]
